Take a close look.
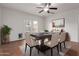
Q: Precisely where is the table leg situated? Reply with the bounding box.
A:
[51,48,53,56]
[41,40,44,46]
[30,47,33,56]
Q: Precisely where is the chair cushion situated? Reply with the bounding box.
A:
[44,33,59,48]
[26,39,38,47]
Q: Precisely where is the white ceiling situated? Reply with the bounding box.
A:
[1,3,79,17]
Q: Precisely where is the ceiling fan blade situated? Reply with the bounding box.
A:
[49,7,57,10]
[47,11,55,14]
[36,7,43,9]
[47,10,50,13]
[39,10,43,13]
[49,12,55,14]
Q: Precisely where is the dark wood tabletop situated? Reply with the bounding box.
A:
[30,32,52,46]
[30,32,52,40]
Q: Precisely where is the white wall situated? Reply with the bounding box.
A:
[2,7,45,41]
[0,7,1,45]
[0,7,2,28]
[1,6,79,42]
[45,9,79,42]
[0,6,2,45]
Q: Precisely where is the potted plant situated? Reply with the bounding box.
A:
[1,25,12,44]
[44,30,49,32]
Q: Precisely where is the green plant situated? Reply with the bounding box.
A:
[1,25,12,36]
[44,30,48,32]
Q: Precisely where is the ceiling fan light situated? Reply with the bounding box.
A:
[44,8,48,11]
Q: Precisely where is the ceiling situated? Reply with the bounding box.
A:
[0,3,79,17]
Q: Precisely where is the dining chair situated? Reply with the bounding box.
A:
[44,38,49,43]
[25,32,38,56]
[44,33,59,56]
[59,32,66,51]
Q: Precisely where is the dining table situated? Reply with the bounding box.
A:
[30,32,52,52]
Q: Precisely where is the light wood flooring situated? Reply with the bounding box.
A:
[0,39,79,56]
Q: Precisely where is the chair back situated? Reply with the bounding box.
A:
[45,33,59,48]
[25,32,38,47]
[51,33,59,45]
[59,32,66,43]
[25,32,31,40]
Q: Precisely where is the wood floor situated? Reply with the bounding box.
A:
[0,39,79,56]
[0,40,24,56]
[65,41,79,56]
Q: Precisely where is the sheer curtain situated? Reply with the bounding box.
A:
[32,21,38,33]
[25,20,38,33]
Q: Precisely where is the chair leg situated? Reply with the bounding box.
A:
[60,43,62,51]
[30,47,33,56]
[38,50,39,54]
[51,48,53,56]
[44,51,46,54]
[63,42,66,48]
[57,45,59,55]
[25,43,27,53]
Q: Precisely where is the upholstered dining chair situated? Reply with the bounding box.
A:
[44,38,49,43]
[44,33,59,56]
[25,32,38,56]
[59,32,66,51]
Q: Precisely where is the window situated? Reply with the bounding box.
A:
[24,20,38,33]
[33,21,38,33]
[25,20,31,32]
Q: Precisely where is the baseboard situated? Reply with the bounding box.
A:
[9,39,25,42]
[1,39,25,45]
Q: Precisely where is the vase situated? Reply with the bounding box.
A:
[2,35,10,44]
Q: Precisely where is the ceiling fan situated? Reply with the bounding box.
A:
[37,3,57,14]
